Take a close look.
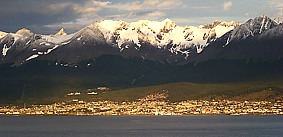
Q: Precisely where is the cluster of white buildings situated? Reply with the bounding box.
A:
[0,93,282,116]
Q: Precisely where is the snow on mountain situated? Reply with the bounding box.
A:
[0,31,7,39]
[15,28,33,37]
[41,34,74,44]
[55,28,67,36]
[224,15,278,47]
[0,27,76,64]
[0,18,240,65]
[91,19,239,55]
[2,44,11,57]
[274,17,283,24]
[12,17,283,66]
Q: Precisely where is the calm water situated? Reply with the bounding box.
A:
[0,115,282,137]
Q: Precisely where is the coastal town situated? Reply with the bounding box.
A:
[1,92,283,116]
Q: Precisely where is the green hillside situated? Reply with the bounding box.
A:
[0,57,283,105]
[93,80,283,102]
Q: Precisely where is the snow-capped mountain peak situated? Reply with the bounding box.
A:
[274,17,283,24]
[55,28,67,36]
[0,31,7,39]
[2,16,279,66]
[88,18,239,55]
[223,15,278,47]
[201,20,240,29]
[246,15,277,34]
[15,28,33,37]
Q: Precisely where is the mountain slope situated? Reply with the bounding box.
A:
[0,19,240,66]
[194,15,283,61]
[0,31,7,39]
[0,16,282,104]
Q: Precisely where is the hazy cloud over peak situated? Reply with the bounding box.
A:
[223,1,233,11]
[269,0,283,16]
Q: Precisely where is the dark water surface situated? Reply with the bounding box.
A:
[0,115,282,137]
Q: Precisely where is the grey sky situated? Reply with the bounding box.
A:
[0,0,281,34]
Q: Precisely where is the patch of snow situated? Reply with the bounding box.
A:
[214,26,234,38]
[26,54,39,61]
[0,31,7,39]
[39,42,51,46]
[93,20,126,44]
[61,41,71,45]
[259,18,265,33]
[55,28,67,36]
[2,44,11,57]
[42,34,75,44]
[118,26,141,48]
[224,37,230,47]
[196,44,204,54]
[26,40,31,45]
[147,18,175,33]
[32,49,37,51]
[44,45,59,54]
[77,36,83,41]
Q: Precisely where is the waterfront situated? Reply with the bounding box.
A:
[1,92,283,116]
[0,115,282,137]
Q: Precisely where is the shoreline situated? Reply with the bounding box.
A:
[1,99,282,116]
[1,113,282,117]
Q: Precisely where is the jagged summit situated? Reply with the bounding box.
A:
[224,15,278,44]
[202,20,240,29]
[274,17,283,24]
[88,18,238,54]
[0,31,7,39]
[0,18,241,65]
[55,28,67,36]
[15,28,33,36]
[0,15,282,66]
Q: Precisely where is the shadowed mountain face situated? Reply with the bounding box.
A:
[0,16,282,103]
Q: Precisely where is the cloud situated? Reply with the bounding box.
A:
[146,11,167,17]
[269,0,283,17]
[102,0,183,24]
[106,11,166,20]
[223,1,233,11]
[108,1,143,11]
[0,0,112,33]
[144,0,183,9]
[109,0,184,11]
[269,0,283,10]
[48,1,109,14]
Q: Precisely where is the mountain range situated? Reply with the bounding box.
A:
[0,15,283,103]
